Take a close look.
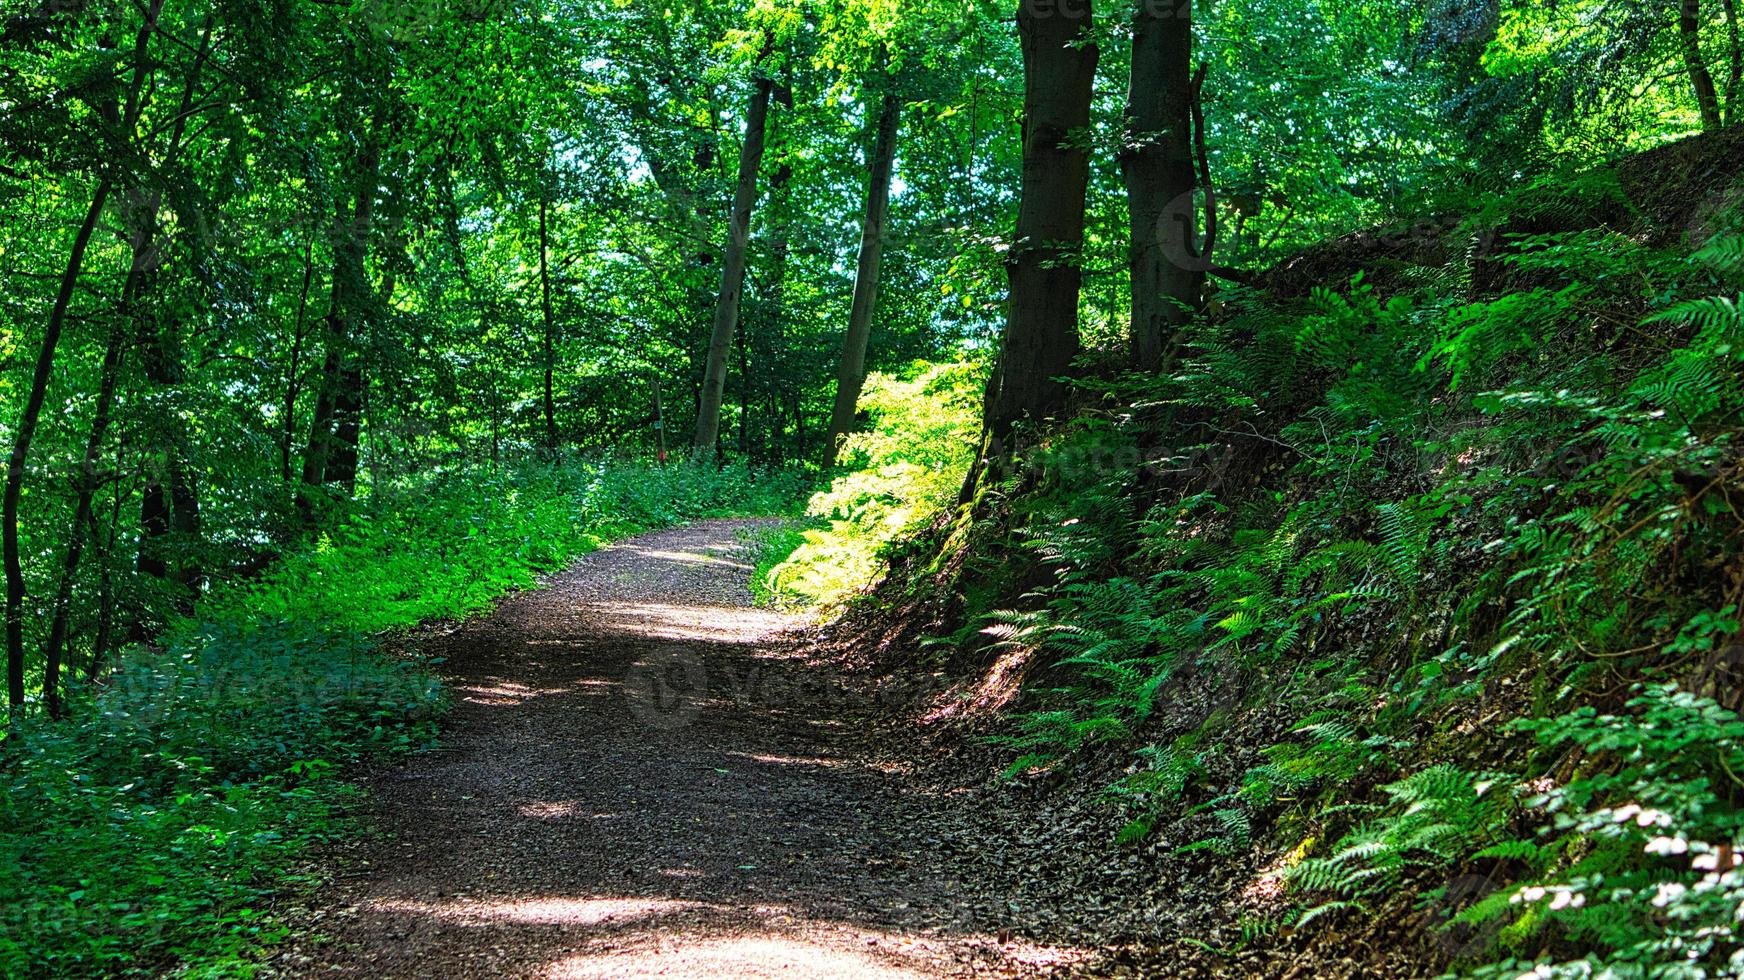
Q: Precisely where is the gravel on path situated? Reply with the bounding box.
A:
[276,519,1092,979]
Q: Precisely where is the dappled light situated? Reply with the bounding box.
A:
[7,0,1743,974]
[259,523,1081,978]
[545,934,965,980]
[584,602,789,644]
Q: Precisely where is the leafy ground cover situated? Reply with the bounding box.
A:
[807,136,1744,977]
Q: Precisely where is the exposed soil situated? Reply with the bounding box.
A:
[273,520,1098,979]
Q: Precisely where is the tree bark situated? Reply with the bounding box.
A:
[981,0,1100,445]
[1682,0,1725,132]
[89,489,120,681]
[826,93,901,467]
[5,179,111,719]
[1122,2,1199,373]
[692,71,774,456]
[326,366,364,492]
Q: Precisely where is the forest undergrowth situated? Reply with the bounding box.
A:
[773,128,1744,977]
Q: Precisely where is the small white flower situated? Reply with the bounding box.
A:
[1516,886,1549,904]
[1651,882,1688,908]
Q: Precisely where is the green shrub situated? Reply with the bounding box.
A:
[762,362,981,608]
[939,207,1744,975]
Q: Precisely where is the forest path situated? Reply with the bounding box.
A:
[280,520,1087,979]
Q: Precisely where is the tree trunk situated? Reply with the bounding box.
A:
[89,490,120,681]
[981,0,1100,446]
[761,152,794,464]
[1682,0,1725,132]
[1723,0,1742,125]
[692,72,774,456]
[326,366,364,492]
[43,325,125,717]
[131,217,203,613]
[826,93,901,467]
[737,334,752,454]
[652,376,668,462]
[300,133,380,520]
[540,166,559,453]
[1123,2,1201,373]
[282,237,316,484]
[4,179,111,719]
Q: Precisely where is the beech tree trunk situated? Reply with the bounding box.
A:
[765,157,794,460]
[1123,2,1200,373]
[692,72,774,456]
[981,0,1100,446]
[826,93,901,467]
[326,366,365,492]
[1683,0,1725,132]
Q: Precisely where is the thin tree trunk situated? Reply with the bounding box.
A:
[981,0,1100,447]
[1683,0,1725,132]
[652,377,668,463]
[826,93,901,466]
[88,490,120,681]
[692,70,774,456]
[131,234,203,611]
[282,237,316,484]
[42,325,124,718]
[1123,1,1200,372]
[5,179,112,719]
[438,166,502,472]
[737,335,751,454]
[540,167,558,453]
[333,173,406,494]
[1723,0,1742,125]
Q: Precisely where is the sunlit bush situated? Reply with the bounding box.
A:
[762,362,981,608]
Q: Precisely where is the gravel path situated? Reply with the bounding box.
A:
[280,520,1090,978]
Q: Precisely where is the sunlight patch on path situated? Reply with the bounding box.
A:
[544,933,940,979]
[582,601,788,643]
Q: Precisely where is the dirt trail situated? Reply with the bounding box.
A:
[280,520,1090,979]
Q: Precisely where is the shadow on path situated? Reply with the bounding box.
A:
[284,520,1088,978]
